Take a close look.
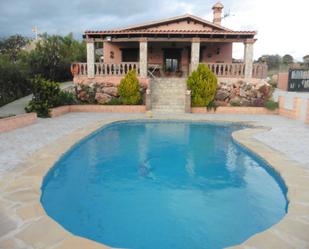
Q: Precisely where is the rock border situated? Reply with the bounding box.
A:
[0,117,309,249]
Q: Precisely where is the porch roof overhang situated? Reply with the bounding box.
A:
[83,30,256,43]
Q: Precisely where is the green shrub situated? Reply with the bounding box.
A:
[268,79,277,89]
[105,98,123,105]
[207,100,218,111]
[54,91,76,106]
[118,70,141,105]
[25,76,76,117]
[187,64,218,107]
[230,98,241,106]
[264,100,279,110]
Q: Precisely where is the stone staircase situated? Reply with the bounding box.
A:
[150,78,187,113]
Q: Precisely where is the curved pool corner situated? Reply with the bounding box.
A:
[230,127,309,249]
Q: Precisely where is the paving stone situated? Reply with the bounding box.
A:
[0,213,17,237]
[53,236,110,249]
[16,217,70,249]
[5,190,39,203]
[16,203,45,221]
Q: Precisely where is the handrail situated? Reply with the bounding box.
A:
[95,62,139,76]
[71,62,140,76]
[205,63,267,79]
[71,62,267,79]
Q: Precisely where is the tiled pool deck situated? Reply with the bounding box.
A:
[0,113,309,249]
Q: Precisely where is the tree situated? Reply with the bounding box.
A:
[303,55,309,64]
[27,33,86,82]
[0,33,85,107]
[282,54,294,65]
[0,35,29,62]
[187,64,218,107]
[258,54,282,70]
[0,54,31,106]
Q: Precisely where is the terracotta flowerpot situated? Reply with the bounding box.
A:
[71,63,80,76]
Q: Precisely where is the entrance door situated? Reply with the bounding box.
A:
[164,49,181,73]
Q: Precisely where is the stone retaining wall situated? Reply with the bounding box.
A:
[215,78,271,107]
[74,75,149,87]
[278,96,302,120]
[50,105,146,118]
[191,107,278,115]
[50,106,71,118]
[0,113,37,133]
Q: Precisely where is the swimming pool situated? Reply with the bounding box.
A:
[41,121,287,249]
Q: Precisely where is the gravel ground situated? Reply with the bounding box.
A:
[1,113,309,178]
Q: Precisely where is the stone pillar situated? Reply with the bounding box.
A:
[185,90,192,113]
[244,41,254,79]
[139,39,148,78]
[145,88,152,111]
[190,38,200,73]
[87,40,95,78]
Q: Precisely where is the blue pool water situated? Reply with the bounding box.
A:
[41,121,287,249]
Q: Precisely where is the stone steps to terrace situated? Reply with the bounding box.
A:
[150,78,187,113]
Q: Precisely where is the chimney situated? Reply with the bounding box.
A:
[212,2,224,25]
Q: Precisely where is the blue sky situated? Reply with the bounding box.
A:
[0,0,308,60]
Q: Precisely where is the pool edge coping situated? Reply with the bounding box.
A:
[0,116,308,249]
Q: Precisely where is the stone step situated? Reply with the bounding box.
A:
[151,99,185,103]
[152,106,185,110]
[152,108,185,113]
[151,99,185,102]
[150,77,187,114]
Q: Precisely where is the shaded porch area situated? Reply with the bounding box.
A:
[72,38,267,81]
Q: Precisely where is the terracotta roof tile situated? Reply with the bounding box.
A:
[84,30,256,35]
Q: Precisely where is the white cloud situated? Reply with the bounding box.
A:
[221,0,309,61]
[1,0,308,61]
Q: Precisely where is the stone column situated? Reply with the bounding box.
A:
[145,88,152,111]
[87,40,95,78]
[190,38,200,73]
[139,38,148,78]
[185,90,192,113]
[244,41,254,79]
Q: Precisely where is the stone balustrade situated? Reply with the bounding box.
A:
[252,63,268,79]
[71,63,140,77]
[95,63,139,76]
[72,62,267,79]
[206,63,267,79]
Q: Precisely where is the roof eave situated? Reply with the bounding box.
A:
[84,30,257,36]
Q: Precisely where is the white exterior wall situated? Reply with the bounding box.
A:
[274,89,309,122]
